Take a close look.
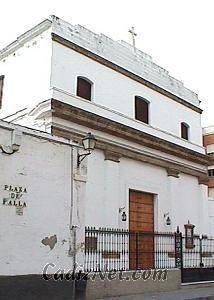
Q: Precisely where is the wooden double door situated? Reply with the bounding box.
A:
[129,190,154,270]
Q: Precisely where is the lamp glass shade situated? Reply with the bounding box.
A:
[122,212,127,222]
[166,216,171,226]
[82,132,97,151]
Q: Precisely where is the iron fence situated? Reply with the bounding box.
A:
[85,227,214,273]
[85,227,176,272]
[181,235,214,283]
[182,235,214,268]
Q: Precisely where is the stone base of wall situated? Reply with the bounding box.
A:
[0,269,181,300]
[0,275,86,300]
[86,269,181,300]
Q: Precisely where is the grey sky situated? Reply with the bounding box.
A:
[0,0,213,126]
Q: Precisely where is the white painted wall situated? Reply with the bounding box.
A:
[50,117,209,236]
[0,16,209,275]
[84,149,208,235]
[209,189,214,199]
[52,91,205,154]
[51,16,200,107]
[0,16,203,149]
[0,119,210,276]
[207,144,214,153]
[0,28,52,117]
[203,126,214,136]
[0,124,73,275]
[51,41,203,147]
[203,127,214,235]
[208,198,214,236]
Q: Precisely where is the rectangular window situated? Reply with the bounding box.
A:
[135,97,149,124]
[181,123,189,140]
[208,169,214,177]
[0,75,4,109]
[77,77,92,101]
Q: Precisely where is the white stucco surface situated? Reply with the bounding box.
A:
[0,26,52,117]
[0,123,74,275]
[0,16,203,149]
[51,16,200,107]
[51,118,209,235]
[84,149,208,234]
[0,16,211,276]
[51,89,205,154]
[51,42,203,147]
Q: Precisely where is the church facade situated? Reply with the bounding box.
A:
[0,16,212,277]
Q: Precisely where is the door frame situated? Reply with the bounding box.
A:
[128,189,156,270]
[128,188,158,232]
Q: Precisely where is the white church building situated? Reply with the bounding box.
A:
[0,16,213,281]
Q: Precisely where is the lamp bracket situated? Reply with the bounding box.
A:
[119,207,125,213]
[77,151,91,167]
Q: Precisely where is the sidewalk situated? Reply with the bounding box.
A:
[99,283,214,300]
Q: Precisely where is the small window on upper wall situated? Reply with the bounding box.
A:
[181,122,189,140]
[208,169,214,177]
[135,96,149,124]
[76,77,92,101]
[0,75,5,109]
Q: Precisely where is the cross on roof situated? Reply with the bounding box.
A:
[128,26,137,51]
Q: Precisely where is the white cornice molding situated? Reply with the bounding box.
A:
[28,99,52,118]
[52,123,209,185]
[0,19,52,60]
[51,122,207,173]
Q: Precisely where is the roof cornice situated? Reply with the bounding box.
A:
[0,19,52,60]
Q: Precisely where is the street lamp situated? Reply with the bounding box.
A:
[77,132,97,167]
[164,212,171,226]
[122,212,127,222]
[166,216,171,226]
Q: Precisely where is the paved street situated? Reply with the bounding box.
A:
[99,283,214,300]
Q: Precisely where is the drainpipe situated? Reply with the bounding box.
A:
[68,146,79,273]
[69,146,79,299]
[69,146,74,257]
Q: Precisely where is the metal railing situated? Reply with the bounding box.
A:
[85,227,176,272]
[182,235,214,268]
[85,227,214,272]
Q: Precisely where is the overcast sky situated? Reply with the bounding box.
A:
[0,0,213,126]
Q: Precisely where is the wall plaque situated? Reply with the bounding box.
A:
[2,185,27,215]
[184,221,195,249]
